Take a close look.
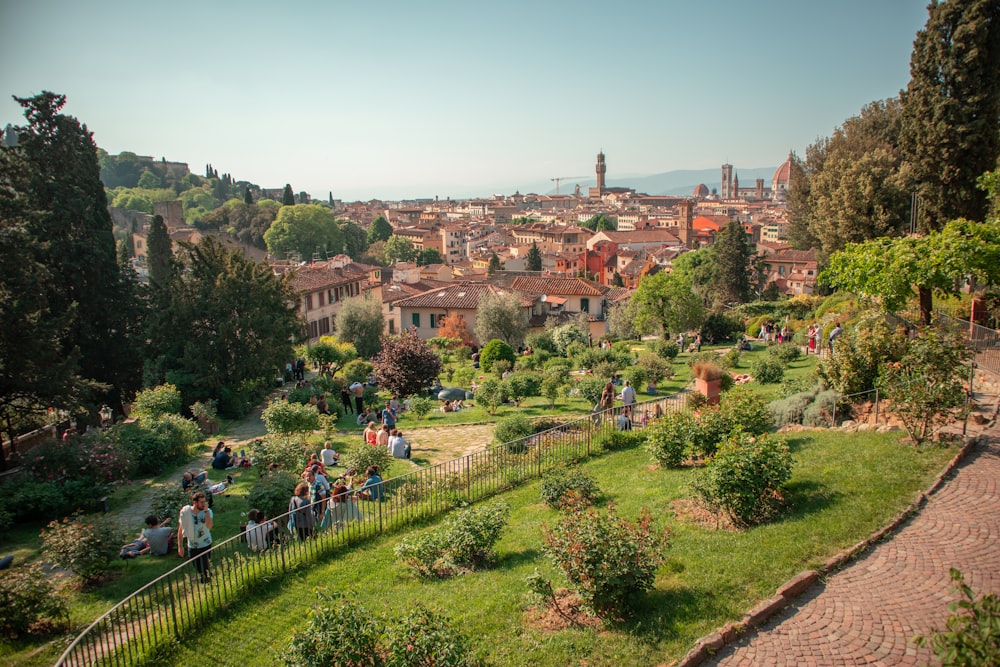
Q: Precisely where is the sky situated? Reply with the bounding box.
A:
[1,0,930,201]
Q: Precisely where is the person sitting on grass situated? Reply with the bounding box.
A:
[357,465,384,501]
[181,470,208,491]
[320,441,341,468]
[376,423,391,448]
[303,453,327,477]
[207,475,234,496]
[244,509,276,552]
[212,446,247,470]
[388,429,411,459]
[120,515,173,558]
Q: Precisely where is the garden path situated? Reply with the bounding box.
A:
[702,387,1000,667]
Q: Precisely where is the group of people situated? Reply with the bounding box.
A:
[287,463,382,541]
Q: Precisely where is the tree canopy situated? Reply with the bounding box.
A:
[263,204,343,260]
[384,235,417,264]
[526,242,542,271]
[367,216,393,244]
[334,296,385,359]
[475,291,528,348]
[631,271,704,337]
[372,329,442,399]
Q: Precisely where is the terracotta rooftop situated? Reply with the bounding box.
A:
[392,282,537,310]
[509,276,608,296]
[288,265,367,292]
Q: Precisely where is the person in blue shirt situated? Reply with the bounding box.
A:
[381,402,397,429]
[358,465,384,501]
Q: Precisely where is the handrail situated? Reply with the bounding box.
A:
[56,392,686,666]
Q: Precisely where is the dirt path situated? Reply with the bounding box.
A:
[402,423,496,466]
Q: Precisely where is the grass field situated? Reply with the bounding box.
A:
[137,429,952,667]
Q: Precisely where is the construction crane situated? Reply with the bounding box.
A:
[550,176,584,195]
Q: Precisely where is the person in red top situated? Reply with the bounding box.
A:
[303,453,327,477]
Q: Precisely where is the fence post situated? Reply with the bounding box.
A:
[832,400,837,426]
[167,579,181,639]
[873,388,879,426]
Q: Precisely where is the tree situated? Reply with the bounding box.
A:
[710,218,755,306]
[786,99,909,255]
[581,214,615,232]
[384,235,417,264]
[146,214,174,290]
[632,271,705,338]
[480,339,516,373]
[334,296,385,358]
[0,92,143,447]
[367,215,392,244]
[263,203,343,260]
[900,0,1000,233]
[526,242,542,271]
[304,337,357,376]
[475,290,528,348]
[607,301,639,341]
[372,328,442,399]
[416,247,444,266]
[487,252,502,275]
[339,220,368,259]
[281,184,295,206]
[147,236,302,416]
[438,312,474,347]
[137,169,162,189]
[243,187,253,205]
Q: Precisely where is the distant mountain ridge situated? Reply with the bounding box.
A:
[534,165,778,198]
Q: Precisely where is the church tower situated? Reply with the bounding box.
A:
[733,172,739,199]
[595,151,606,194]
[676,200,694,249]
[720,163,733,199]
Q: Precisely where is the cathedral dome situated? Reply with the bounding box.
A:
[771,150,794,199]
[693,183,709,198]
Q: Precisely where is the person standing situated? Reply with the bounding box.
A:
[828,323,843,355]
[289,482,316,540]
[340,386,353,414]
[381,401,397,429]
[620,380,636,414]
[178,492,213,583]
[350,380,364,416]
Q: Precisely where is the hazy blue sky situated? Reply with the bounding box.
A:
[1,0,929,200]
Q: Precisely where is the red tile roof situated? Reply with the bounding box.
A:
[392,282,537,309]
[509,276,608,296]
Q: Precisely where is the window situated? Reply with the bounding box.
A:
[412,313,421,327]
[305,294,313,311]
[319,317,330,335]
[308,321,319,339]
[389,319,396,333]
[430,314,436,328]
[318,291,325,307]
[580,298,590,313]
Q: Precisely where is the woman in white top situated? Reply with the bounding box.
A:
[244,509,275,551]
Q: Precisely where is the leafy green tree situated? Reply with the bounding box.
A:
[607,300,639,341]
[710,218,755,306]
[900,0,1000,232]
[261,398,319,436]
[99,150,144,188]
[137,169,162,189]
[581,214,615,232]
[480,339,516,373]
[147,236,302,417]
[487,252,502,275]
[416,247,444,266]
[146,214,174,290]
[1,92,143,441]
[339,220,368,259]
[526,241,542,271]
[243,186,253,205]
[372,328,442,398]
[632,271,705,338]
[475,291,528,348]
[787,99,908,255]
[334,296,385,358]
[264,203,342,260]
[304,337,357,376]
[281,184,295,206]
[384,234,417,264]
[367,215,392,244]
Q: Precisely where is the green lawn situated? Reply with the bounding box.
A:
[134,429,951,667]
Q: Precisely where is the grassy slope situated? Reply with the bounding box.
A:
[149,430,953,667]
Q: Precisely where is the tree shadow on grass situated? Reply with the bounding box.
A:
[779,479,840,521]
[495,548,542,569]
[610,584,734,643]
[780,436,810,454]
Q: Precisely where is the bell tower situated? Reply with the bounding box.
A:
[595,151,606,194]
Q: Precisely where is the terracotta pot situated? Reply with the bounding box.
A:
[695,377,722,405]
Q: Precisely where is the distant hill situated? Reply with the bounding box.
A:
[536,166,777,198]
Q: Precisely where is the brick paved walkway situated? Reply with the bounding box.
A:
[706,430,1000,666]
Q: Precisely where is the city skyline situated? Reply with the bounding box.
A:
[1,0,929,201]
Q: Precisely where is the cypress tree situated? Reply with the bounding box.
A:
[244,186,254,205]
[526,241,542,271]
[282,184,295,206]
[147,214,174,290]
[900,0,1000,231]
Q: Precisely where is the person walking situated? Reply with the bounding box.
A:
[350,380,364,415]
[177,492,213,583]
[828,322,843,355]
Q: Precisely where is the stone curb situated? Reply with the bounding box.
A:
[672,432,984,667]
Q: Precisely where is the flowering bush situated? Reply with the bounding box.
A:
[646,411,702,468]
[541,501,668,619]
[751,356,785,384]
[343,442,391,476]
[689,430,793,527]
[26,437,130,488]
[395,501,510,578]
[250,434,309,471]
[540,467,601,508]
[382,605,477,667]
[0,563,69,637]
[281,590,381,667]
[41,512,123,584]
[130,383,183,423]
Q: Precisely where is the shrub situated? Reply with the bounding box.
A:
[395,501,510,577]
[41,512,123,584]
[691,361,725,381]
[769,392,814,428]
[750,356,785,384]
[0,564,68,637]
[621,365,647,389]
[190,399,218,424]
[575,376,606,406]
[151,413,201,455]
[550,324,589,356]
[819,311,907,395]
[480,339,516,373]
[690,430,794,527]
[407,395,434,420]
[721,347,741,369]
[281,590,382,667]
[251,434,309,471]
[700,312,742,342]
[803,389,839,427]
[262,399,320,436]
[646,411,701,468]
[531,417,565,433]
[476,377,506,415]
[914,568,1000,667]
[540,502,668,619]
[651,338,679,361]
[342,359,374,384]
[770,342,801,363]
[685,392,708,411]
[450,365,476,388]
[382,605,477,667]
[285,385,315,405]
[493,413,533,452]
[502,371,540,406]
[540,467,601,508]
[150,483,200,523]
[343,443,391,477]
[636,353,672,386]
[543,357,572,373]
[526,330,558,355]
[541,376,562,407]
[247,471,300,523]
[717,386,772,436]
[131,383,183,422]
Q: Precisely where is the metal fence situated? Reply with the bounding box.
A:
[56,392,688,667]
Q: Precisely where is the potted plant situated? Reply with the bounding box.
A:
[691,362,725,405]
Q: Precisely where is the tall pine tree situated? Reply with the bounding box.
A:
[526,241,542,271]
[900,0,1000,232]
[281,184,295,206]
[710,219,755,307]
